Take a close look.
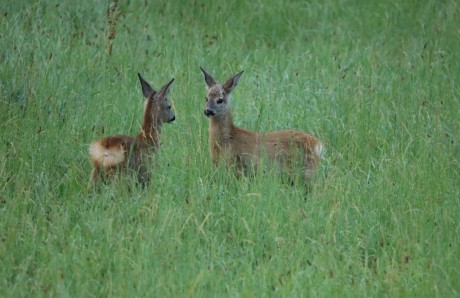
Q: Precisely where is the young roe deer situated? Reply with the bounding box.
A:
[200,67,324,184]
[89,74,175,185]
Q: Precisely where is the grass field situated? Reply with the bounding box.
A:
[1,0,459,296]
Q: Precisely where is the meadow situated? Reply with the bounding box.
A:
[1,0,459,296]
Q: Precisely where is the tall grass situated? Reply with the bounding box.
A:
[1,0,459,296]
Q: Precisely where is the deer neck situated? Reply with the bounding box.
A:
[137,107,161,148]
[209,111,234,145]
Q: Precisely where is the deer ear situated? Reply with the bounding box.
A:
[159,78,174,98]
[223,70,243,94]
[138,73,156,98]
[200,67,216,88]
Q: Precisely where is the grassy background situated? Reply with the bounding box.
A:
[1,0,459,296]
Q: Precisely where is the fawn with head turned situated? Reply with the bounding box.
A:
[200,67,324,185]
[89,74,175,185]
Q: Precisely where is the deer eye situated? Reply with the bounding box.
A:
[216,98,224,104]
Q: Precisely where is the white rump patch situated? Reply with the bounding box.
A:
[315,142,326,160]
[89,142,125,168]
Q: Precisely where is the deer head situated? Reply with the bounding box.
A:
[138,73,175,124]
[200,67,243,118]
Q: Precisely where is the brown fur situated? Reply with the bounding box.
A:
[89,74,175,185]
[200,67,324,183]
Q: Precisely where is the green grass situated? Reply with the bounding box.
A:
[1,0,459,296]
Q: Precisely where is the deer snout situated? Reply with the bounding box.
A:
[169,115,175,122]
[204,109,216,117]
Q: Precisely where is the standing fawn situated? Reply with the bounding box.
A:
[89,74,175,185]
[200,67,324,184]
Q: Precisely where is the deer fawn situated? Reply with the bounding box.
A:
[200,67,324,184]
[89,74,175,185]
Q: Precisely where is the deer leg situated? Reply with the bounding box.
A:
[137,165,151,187]
[302,152,318,188]
[93,167,100,181]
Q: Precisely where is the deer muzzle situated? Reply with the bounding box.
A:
[204,109,216,117]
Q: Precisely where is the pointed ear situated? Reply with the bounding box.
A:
[200,67,216,88]
[223,70,244,94]
[159,78,174,98]
[138,73,156,98]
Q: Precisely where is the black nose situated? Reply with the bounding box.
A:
[170,116,175,122]
[204,109,215,117]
